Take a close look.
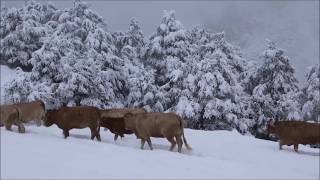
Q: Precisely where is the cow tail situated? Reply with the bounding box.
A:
[97,119,101,132]
[14,105,22,123]
[39,100,46,125]
[39,100,46,111]
[180,117,192,150]
[97,110,101,133]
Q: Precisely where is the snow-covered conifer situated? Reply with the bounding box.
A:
[250,40,301,133]
[301,64,320,121]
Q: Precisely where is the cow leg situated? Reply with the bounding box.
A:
[36,119,42,127]
[114,134,119,141]
[140,139,146,149]
[90,127,96,140]
[167,137,176,151]
[279,140,283,150]
[176,135,183,153]
[294,144,299,152]
[16,121,25,133]
[91,132,95,140]
[90,127,101,141]
[146,138,153,150]
[63,129,69,139]
[5,122,12,131]
[96,132,101,142]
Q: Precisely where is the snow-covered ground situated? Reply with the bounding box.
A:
[1,125,319,179]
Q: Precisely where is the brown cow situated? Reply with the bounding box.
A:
[123,112,192,153]
[0,105,25,133]
[100,108,146,118]
[45,106,101,141]
[15,100,46,126]
[267,119,320,152]
[100,108,145,140]
[100,117,133,141]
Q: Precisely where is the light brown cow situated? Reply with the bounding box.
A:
[0,105,25,133]
[15,100,46,126]
[45,106,101,141]
[123,112,192,153]
[100,108,146,140]
[267,119,320,152]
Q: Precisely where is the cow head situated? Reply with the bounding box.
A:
[44,110,57,127]
[123,113,136,131]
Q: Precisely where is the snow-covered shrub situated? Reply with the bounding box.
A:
[0,0,57,70]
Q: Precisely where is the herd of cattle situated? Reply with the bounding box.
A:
[0,100,191,153]
[1,100,319,153]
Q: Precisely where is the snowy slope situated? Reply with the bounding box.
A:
[1,126,319,179]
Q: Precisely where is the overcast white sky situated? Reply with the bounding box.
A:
[2,0,319,85]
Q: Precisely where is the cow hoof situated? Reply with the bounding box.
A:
[19,129,26,133]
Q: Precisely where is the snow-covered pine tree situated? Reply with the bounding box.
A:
[113,18,145,63]
[301,64,320,122]
[143,10,191,112]
[250,40,301,134]
[0,0,57,70]
[119,18,145,59]
[112,18,161,112]
[175,26,252,133]
[5,1,126,109]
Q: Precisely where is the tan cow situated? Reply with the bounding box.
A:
[45,106,101,141]
[0,105,25,133]
[100,108,146,140]
[267,119,320,152]
[123,112,192,153]
[15,100,46,126]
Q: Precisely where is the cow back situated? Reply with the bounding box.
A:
[56,106,100,129]
[101,108,145,118]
